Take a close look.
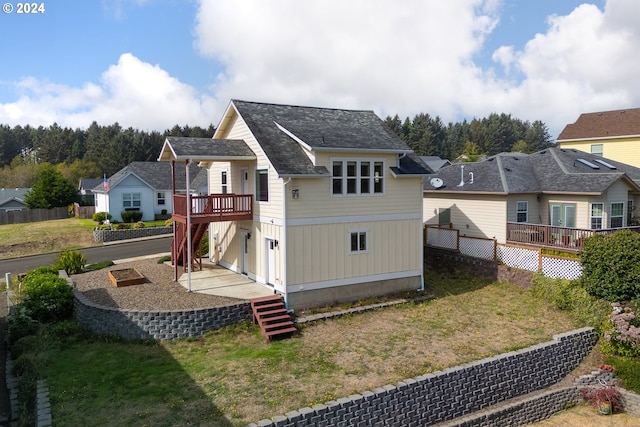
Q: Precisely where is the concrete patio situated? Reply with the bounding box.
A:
[178,261,275,300]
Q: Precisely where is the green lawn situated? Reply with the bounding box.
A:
[36,274,582,426]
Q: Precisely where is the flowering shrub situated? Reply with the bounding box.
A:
[602,303,640,357]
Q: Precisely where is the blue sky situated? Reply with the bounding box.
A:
[3,0,638,138]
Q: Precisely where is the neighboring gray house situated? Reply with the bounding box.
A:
[420,156,451,173]
[79,178,102,196]
[93,162,208,222]
[424,147,640,251]
[0,188,30,211]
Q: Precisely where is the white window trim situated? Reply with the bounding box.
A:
[610,201,625,228]
[330,158,385,197]
[590,144,604,157]
[221,169,228,194]
[590,202,604,230]
[516,201,528,223]
[157,192,166,206]
[348,228,369,254]
[255,166,270,205]
[123,192,141,209]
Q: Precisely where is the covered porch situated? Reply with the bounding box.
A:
[506,221,640,252]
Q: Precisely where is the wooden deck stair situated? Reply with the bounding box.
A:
[250,295,297,341]
[173,222,208,270]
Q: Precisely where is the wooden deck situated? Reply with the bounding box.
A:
[172,193,253,223]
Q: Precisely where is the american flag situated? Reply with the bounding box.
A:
[103,174,109,192]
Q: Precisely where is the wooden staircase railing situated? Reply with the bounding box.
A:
[250,295,296,341]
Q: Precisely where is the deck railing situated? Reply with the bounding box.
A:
[506,222,640,251]
[173,194,253,220]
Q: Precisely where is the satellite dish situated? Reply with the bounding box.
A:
[430,177,443,188]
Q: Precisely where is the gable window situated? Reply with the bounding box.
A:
[256,169,269,202]
[590,144,603,157]
[221,171,228,194]
[123,193,141,210]
[349,230,368,253]
[157,192,166,206]
[516,201,528,223]
[611,202,624,228]
[331,159,384,196]
[590,203,604,229]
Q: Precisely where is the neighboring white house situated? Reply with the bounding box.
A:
[92,162,208,222]
[158,100,432,309]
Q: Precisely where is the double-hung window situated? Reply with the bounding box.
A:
[590,203,604,229]
[590,144,604,157]
[221,171,228,194]
[123,193,141,210]
[332,159,384,196]
[157,192,166,205]
[611,202,624,228]
[516,201,528,223]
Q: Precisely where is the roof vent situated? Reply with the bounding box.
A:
[457,165,465,187]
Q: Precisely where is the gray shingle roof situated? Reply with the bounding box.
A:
[159,137,256,161]
[424,147,640,194]
[0,188,30,206]
[231,100,430,176]
[93,162,207,193]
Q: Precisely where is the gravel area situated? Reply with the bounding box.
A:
[72,257,243,310]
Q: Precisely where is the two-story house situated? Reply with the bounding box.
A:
[158,100,431,309]
[557,108,640,168]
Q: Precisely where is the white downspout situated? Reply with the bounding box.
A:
[282,177,291,307]
[419,179,425,291]
[186,159,192,292]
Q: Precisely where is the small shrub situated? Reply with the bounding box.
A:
[121,211,133,223]
[157,255,171,264]
[161,209,168,215]
[7,307,38,346]
[134,221,145,229]
[532,273,610,328]
[196,235,209,257]
[131,210,143,222]
[94,223,112,231]
[164,218,174,227]
[55,250,87,275]
[115,222,131,230]
[580,383,624,414]
[21,269,74,323]
[92,211,112,223]
[580,230,640,302]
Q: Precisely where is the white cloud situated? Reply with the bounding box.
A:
[0,53,217,130]
[193,0,640,137]
[2,0,640,139]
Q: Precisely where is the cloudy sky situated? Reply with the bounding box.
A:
[1,0,637,138]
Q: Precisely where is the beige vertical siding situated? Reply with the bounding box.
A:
[423,194,507,242]
[560,137,640,168]
[287,153,422,219]
[286,218,422,287]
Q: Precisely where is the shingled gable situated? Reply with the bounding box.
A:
[229,100,431,177]
[158,137,257,162]
[557,108,640,141]
[424,147,640,195]
[92,162,206,193]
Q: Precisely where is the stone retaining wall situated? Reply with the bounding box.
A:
[250,327,598,427]
[92,226,173,243]
[73,291,252,340]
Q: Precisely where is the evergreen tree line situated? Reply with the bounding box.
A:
[0,122,214,188]
[0,112,554,189]
[384,112,554,160]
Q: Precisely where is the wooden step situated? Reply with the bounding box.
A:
[250,295,296,341]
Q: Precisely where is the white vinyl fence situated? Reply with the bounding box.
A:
[425,225,583,280]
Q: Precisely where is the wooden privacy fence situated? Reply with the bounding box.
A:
[0,206,68,225]
[424,225,583,280]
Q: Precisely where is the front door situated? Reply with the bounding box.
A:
[240,230,249,275]
[240,168,249,195]
[265,238,276,286]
